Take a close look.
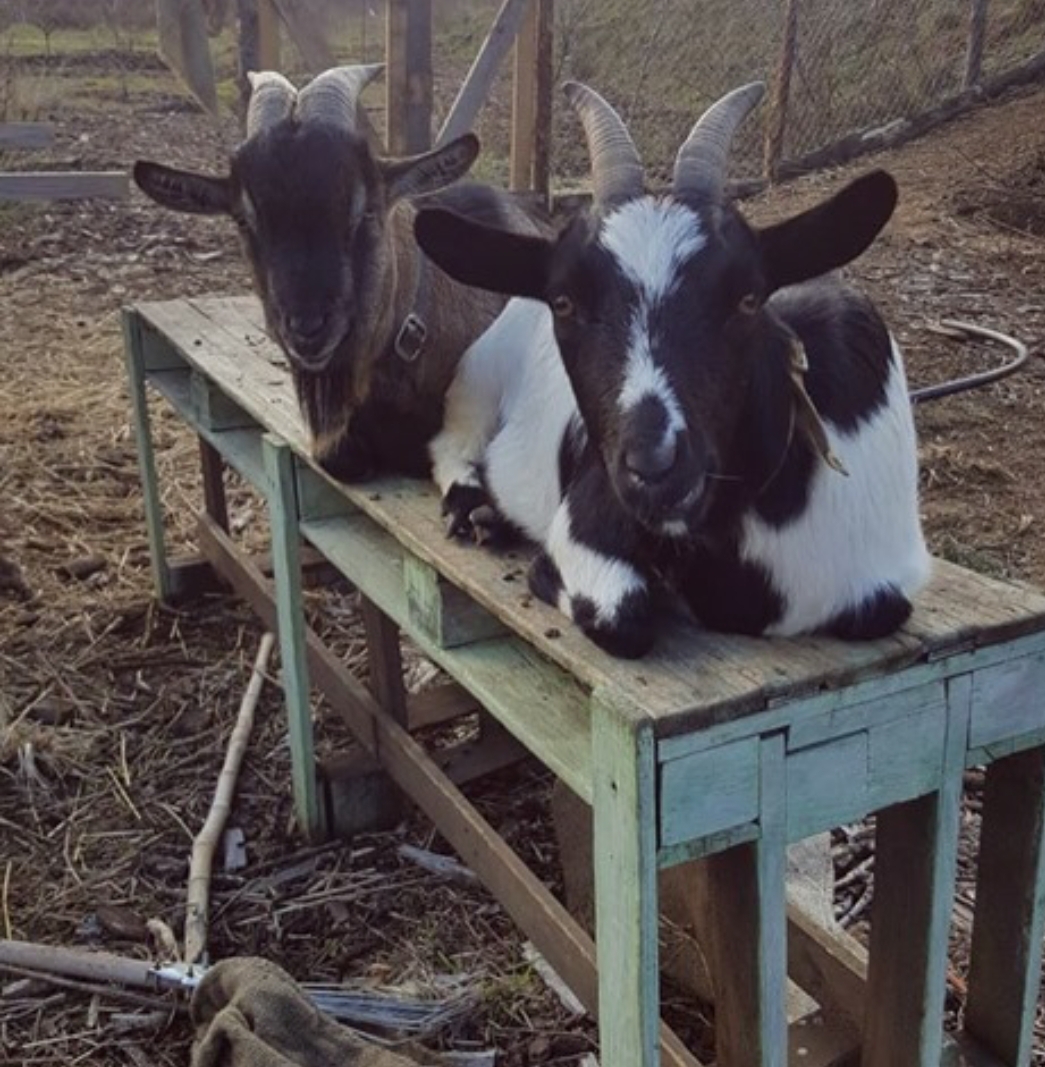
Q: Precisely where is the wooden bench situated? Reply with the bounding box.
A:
[123,294,1045,1067]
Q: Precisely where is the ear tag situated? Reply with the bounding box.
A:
[788,338,849,477]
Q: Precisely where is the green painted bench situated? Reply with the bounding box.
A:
[124,295,1045,1067]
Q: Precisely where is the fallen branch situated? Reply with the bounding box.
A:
[185,632,276,967]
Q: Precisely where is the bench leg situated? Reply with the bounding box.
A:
[199,438,229,532]
[863,675,970,1067]
[706,732,789,1067]
[592,695,659,1067]
[263,434,325,841]
[964,745,1045,1065]
[123,311,173,602]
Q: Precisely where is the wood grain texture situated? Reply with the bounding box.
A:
[0,171,129,201]
[706,733,788,1067]
[591,692,661,1067]
[964,746,1045,1064]
[0,123,54,149]
[131,297,1045,739]
[122,311,173,601]
[862,674,971,1067]
[263,434,325,840]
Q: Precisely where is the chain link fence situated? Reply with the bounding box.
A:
[2,0,1043,188]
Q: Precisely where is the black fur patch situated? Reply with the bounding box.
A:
[770,283,893,433]
[557,414,588,496]
[570,587,655,659]
[528,551,563,606]
[821,584,912,640]
[664,542,785,636]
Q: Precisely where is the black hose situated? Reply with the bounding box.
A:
[910,319,1030,404]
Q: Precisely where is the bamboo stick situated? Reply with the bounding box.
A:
[184,633,276,967]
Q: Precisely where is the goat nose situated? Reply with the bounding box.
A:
[286,312,327,342]
[624,437,678,484]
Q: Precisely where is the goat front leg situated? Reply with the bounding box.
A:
[429,346,507,541]
[530,471,655,658]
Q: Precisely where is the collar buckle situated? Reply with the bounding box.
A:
[394,312,427,363]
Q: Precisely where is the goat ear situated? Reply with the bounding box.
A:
[414,208,551,300]
[758,170,898,291]
[132,161,232,215]
[382,133,480,203]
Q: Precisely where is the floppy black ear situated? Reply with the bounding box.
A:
[758,170,898,292]
[382,133,480,203]
[414,207,552,300]
[133,160,233,215]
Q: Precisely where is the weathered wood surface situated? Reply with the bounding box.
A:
[0,123,54,149]
[132,296,1045,739]
[0,171,129,202]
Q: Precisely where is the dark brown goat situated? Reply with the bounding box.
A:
[133,65,545,480]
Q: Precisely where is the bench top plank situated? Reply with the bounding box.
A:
[133,295,1045,734]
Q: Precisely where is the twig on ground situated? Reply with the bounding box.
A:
[185,632,275,967]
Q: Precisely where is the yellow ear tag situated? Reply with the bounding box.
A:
[788,338,849,477]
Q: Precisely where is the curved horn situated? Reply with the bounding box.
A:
[563,81,644,209]
[672,82,765,203]
[296,64,385,130]
[245,70,297,138]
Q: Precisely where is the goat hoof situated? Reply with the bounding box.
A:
[442,483,489,540]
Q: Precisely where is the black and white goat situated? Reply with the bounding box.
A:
[133,65,545,481]
[414,82,930,658]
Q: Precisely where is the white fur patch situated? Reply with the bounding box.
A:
[739,340,931,635]
[546,500,647,627]
[599,199,706,302]
[601,200,702,448]
[431,299,576,544]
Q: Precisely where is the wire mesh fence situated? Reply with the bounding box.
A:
[1,0,1043,189]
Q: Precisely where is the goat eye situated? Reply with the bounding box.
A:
[738,293,760,315]
[551,295,574,319]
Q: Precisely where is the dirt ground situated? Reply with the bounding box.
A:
[3,50,1045,1067]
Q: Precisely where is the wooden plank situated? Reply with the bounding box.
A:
[862,674,970,1067]
[867,705,950,812]
[509,0,539,191]
[408,682,481,730]
[0,172,129,202]
[964,746,1045,1064]
[130,297,1045,733]
[257,0,281,68]
[403,555,506,649]
[191,371,257,431]
[786,731,869,841]
[591,692,660,1067]
[198,438,229,532]
[968,650,1045,748]
[787,1012,860,1067]
[385,0,432,154]
[299,512,594,802]
[531,0,553,201]
[156,0,219,115]
[194,515,698,1067]
[705,733,788,1067]
[122,311,173,602]
[965,0,988,88]
[0,123,54,149]
[785,903,867,1028]
[659,737,760,847]
[437,0,533,146]
[360,598,409,727]
[262,434,325,840]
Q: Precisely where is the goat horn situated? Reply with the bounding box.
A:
[672,82,765,203]
[563,81,644,209]
[245,70,297,138]
[296,64,385,130]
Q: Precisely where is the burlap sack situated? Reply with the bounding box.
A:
[191,958,440,1067]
